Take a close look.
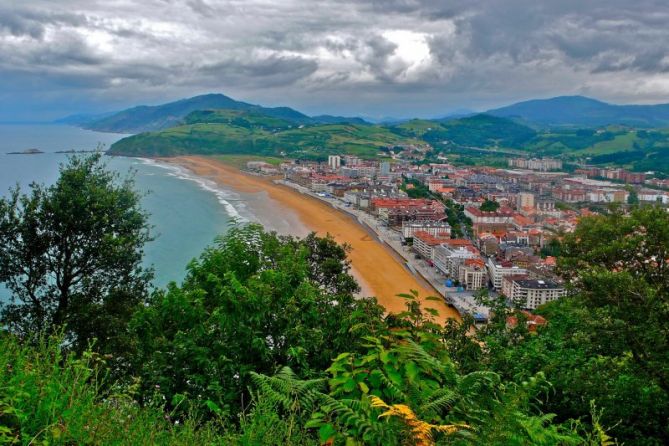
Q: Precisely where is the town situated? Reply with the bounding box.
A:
[246,152,666,326]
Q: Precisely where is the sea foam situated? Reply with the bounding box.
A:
[135,158,252,223]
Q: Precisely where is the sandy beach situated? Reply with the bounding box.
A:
[163,156,460,323]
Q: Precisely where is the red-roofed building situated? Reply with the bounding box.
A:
[506,311,548,332]
[413,231,450,260]
[464,206,515,224]
[371,198,445,226]
[457,258,488,290]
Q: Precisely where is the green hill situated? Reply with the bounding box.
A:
[109,111,418,158]
[392,114,538,149]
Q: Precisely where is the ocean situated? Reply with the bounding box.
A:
[0,124,246,299]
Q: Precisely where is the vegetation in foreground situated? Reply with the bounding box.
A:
[0,155,667,444]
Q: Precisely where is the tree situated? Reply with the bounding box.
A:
[479,199,500,212]
[129,224,386,419]
[0,154,152,355]
[559,206,669,392]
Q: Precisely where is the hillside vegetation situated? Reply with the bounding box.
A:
[109,110,420,158]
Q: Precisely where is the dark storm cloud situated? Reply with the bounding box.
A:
[1,0,669,120]
[197,54,319,88]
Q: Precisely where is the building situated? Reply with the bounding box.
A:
[577,167,646,184]
[371,198,445,227]
[501,277,566,310]
[508,158,563,171]
[380,161,391,176]
[506,311,548,332]
[328,155,341,170]
[401,220,451,241]
[343,155,362,166]
[464,206,515,225]
[486,258,527,290]
[638,190,669,204]
[413,231,450,260]
[518,192,535,209]
[457,259,487,290]
[434,244,478,277]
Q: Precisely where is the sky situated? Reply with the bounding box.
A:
[1,0,669,121]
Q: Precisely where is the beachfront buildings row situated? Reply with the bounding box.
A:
[508,157,562,171]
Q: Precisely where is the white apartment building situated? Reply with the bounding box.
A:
[486,258,527,290]
[434,245,477,277]
[457,264,487,290]
[401,220,451,241]
[501,277,566,310]
[328,155,341,170]
[413,232,449,260]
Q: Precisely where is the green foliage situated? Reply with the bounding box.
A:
[401,178,432,199]
[422,114,538,149]
[253,295,585,445]
[0,154,152,357]
[0,334,223,445]
[129,224,386,419]
[109,121,420,159]
[183,109,296,130]
[479,200,500,212]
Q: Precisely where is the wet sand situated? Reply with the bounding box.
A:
[163,156,460,324]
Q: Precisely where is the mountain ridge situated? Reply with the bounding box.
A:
[72,93,368,133]
[486,95,669,127]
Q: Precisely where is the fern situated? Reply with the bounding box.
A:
[250,367,326,413]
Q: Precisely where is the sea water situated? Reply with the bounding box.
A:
[0,124,243,300]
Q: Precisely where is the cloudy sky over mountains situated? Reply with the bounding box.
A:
[1,0,669,120]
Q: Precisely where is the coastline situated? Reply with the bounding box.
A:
[161,155,460,323]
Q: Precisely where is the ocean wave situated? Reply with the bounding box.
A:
[135,158,252,223]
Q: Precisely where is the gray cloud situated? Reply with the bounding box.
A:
[1,0,669,120]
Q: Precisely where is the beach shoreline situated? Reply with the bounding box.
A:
[160,155,460,323]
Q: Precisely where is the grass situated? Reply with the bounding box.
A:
[579,131,639,155]
[211,154,285,168]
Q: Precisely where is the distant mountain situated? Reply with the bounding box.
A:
[310,115,368,125]
[79,94,311,133]
[487,95,669,128]
[73,93,368,133]
[55,111,117,126]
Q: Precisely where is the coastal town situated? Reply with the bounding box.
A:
[245,151,665,326]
